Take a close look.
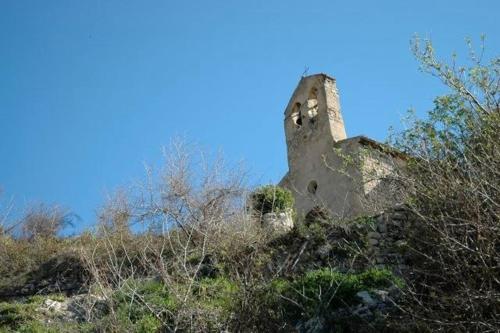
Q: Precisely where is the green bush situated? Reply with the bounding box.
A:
[353,215,377,228]
[104,278,240,332]
[115,279,175,308]
[16,321,55,333]
[275,268,402,321]
[134,314,162,333]
[251,185,294,215]
[188,277,240,331]
[0,296,95,333]
[387,37,500,331]
[99,279,174,332]
[194,277,238,311]
[0,302,38,331]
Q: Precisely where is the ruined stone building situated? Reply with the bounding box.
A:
[279,74,405,220]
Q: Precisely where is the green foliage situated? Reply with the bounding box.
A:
[98,278,238,332]
[352,215,376,228]
[393,36,499,165]
[16,322,54,333]
[0,297,96,333]
[134,314,162,333]
[272,268,401,321]
[0,302,38,330]
[304,222,328,243]
[388,36,500,331]
[294,219,333,247]
[112,279,175,324]
[67,279,172,332]
[195,277,239,311]
[251,185,294,214]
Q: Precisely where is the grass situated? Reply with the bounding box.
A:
[273,268,403,321]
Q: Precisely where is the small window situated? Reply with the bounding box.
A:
[291,103,302,127]
[307,88,319,123]
[307,180,318,194]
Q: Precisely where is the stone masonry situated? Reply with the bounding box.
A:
[279,73,405,221]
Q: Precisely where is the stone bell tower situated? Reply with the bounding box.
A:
[279,74,406,221]
[283,73,347,166]
[280,74,354,219]
[280,73,405,221]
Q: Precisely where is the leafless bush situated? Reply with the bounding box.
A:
[20,204,74,239]
[79,139,269,331]
[0,189,14,236]
[97,190,132,237]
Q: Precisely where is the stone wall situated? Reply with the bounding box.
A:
[364,205,410,275]
[261,210,294,232]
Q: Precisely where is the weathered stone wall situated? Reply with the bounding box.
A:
[261,210,294,232]
[365,205,410,275]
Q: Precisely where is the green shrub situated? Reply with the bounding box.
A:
[275,268,402,321]
[387,37,500,331]
[114,279,175,311]
[0,297,94,333]
[20,322,93,333]
[101,279,175,332]
[195,276,238,311]
[303,221,328,243]
[16,321,52,333]
[0,302,38,330]
[231,269,401,332]
[229,279,291,332]
[251,185,294,215]
[135,314,162,333]
[353,215,377,228]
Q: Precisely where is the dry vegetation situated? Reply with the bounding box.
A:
[384,37,500,332]
[0,141,402,333]
[0,38,498,332]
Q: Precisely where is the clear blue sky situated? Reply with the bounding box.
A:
[1,0,499,232]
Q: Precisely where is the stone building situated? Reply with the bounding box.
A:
[279,73,405,220]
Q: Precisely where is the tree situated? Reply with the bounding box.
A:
[21,204,75,239]
[97,190,132,236]
[389,36,499,332]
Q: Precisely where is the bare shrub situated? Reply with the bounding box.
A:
[21,204,75,240]
[0,189,15,236]
[387,37,500,332]
[79,139,270,331]
[97,190,132,237]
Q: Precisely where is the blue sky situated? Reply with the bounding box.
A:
[1,0,499,232]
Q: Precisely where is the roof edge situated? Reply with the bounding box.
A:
[334,135,407,160]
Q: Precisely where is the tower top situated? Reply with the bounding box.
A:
[283,73,335,115]
[284,73,347,146]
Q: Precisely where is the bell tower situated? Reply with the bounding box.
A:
[280,73,404,220]
[283,74,347,170]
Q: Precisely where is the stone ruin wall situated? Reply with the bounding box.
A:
[364,205,410,275]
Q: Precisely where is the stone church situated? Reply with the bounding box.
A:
[279,74,405,220]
